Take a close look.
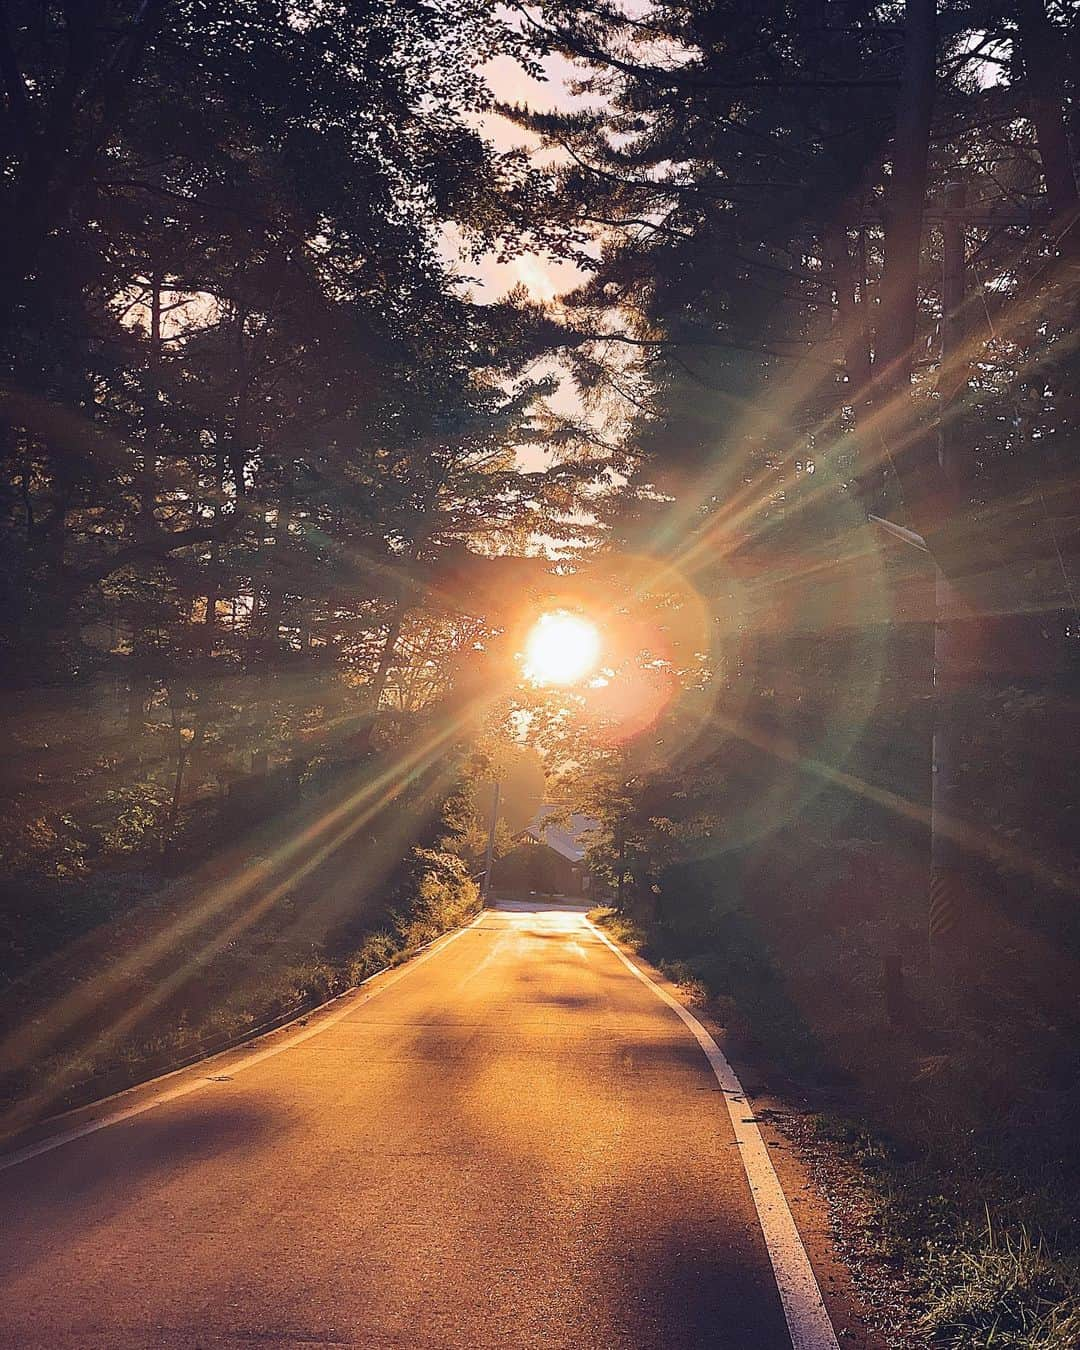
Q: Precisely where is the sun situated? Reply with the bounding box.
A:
[523,611,601,686]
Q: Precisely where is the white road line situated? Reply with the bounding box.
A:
[587,918,841,1350]
[0,912,486,1174]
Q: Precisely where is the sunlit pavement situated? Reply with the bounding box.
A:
[1,900,794,1348]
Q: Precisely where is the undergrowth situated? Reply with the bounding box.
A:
[0,843,480,1131]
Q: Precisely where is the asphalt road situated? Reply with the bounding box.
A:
[1,901,805,1348]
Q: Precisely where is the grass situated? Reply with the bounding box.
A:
[587,906,644,947]
[921,1219,1080,1347]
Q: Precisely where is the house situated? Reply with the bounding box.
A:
[496,806,600,899]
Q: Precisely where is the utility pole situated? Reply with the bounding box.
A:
[481,779,500,903]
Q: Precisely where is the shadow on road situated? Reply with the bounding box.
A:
[1,1099,276,1280]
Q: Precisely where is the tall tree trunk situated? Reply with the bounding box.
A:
[248,472,294,776]
[872,0,946,532]
[138,268,163,539]
[204,456,225,636]
[876,0,937,392]
[615,816,626,911]
[351,512,434,754]
[1015,0,1079,237]
[261,474,294,649]
[825,220,875,486]
[191,456,225,794]
[127,267,164,759]
[353,604,406,755]
[164,692,189,855]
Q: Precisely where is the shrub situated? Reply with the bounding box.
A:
[395,846,480,948]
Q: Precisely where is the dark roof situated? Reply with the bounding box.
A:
[521,806,599,863]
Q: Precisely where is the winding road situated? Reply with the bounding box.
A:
[1,901,840,1348]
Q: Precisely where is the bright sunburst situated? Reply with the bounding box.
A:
[523,611,601,686]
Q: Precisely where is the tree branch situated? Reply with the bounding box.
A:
[70,516,238,586]
[572,328,832,365]
[508,3,899,92]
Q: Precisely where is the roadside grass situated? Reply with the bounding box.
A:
[921,1219,1080,1348]
[587,906,644,948]
[810,1115,1080,1348]
[591,905,1080,1348]
[589,907,714,1006]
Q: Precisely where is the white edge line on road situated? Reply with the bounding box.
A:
[0,911,488,1175]
[587,919,840,1350]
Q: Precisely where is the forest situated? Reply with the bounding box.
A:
[1,2,1078,1345]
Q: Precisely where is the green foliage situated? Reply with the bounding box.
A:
[97,785,171,855]
[0,0,594,889]
[0,762,482,1124]
[393,847,481,948]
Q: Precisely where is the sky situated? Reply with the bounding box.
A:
[443,50,601,471]
[452,51,593,304]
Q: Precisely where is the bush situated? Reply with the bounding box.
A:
[394,847,480,948]
[348,930,399,984]
[0,790,482,1126]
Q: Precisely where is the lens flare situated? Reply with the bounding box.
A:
[523,611,601,686]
